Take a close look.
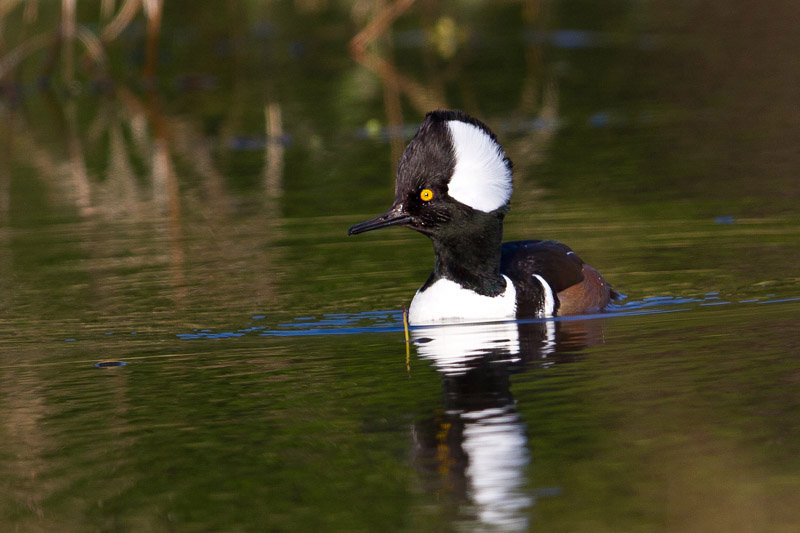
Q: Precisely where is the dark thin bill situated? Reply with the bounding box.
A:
[348,209,411,235]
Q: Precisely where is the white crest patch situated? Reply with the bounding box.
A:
[407,275,517,325]
[446,120,512,213]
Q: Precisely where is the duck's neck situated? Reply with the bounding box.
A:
[426,212,506,297]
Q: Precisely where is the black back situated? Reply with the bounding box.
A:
[500,240,586,317]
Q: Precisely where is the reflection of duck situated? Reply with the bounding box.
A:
[413,321,527,375]
[410,318,604,530]
[349,110,616,325]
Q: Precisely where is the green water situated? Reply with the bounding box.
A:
[1,1,799,531]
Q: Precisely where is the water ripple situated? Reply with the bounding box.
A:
[175,293,798,340]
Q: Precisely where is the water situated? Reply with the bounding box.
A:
[2,1,800,531]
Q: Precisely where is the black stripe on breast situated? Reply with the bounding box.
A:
[501,240,586,318]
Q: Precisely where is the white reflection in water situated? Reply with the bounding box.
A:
[461,405,532,531]
[411,320,557,531]
[413,321,523,375]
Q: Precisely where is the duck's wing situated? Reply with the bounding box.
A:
[501,240,615,316]
[500,240,585,291]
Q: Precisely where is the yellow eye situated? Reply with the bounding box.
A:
[420,189,434,202]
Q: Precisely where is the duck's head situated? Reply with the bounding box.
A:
[348,110,513,238]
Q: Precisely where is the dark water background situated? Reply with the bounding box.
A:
[1,1,799,531]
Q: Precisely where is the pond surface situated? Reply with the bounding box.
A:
[1,1,799,531]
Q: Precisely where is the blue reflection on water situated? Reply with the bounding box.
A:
[175,293,799,341]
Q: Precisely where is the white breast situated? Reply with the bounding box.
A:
[407,275,517,325]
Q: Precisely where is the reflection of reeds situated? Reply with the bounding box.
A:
[264,102,284,198]
[0,105,11,319]
[64,100,93,215]
[350,0,445,115]
[0,0,158,82]
[0,33,51,80]
[0,106,10,226]
[0,377,50,522]
[350,0,559,194]
[1,72,283,321]
[102,0,143,43]
[142,0,163,80]
[61,0,75,83]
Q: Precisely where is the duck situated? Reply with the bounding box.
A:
[348,110,616,325]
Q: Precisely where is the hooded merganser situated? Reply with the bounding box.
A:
[348,110,616,325]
